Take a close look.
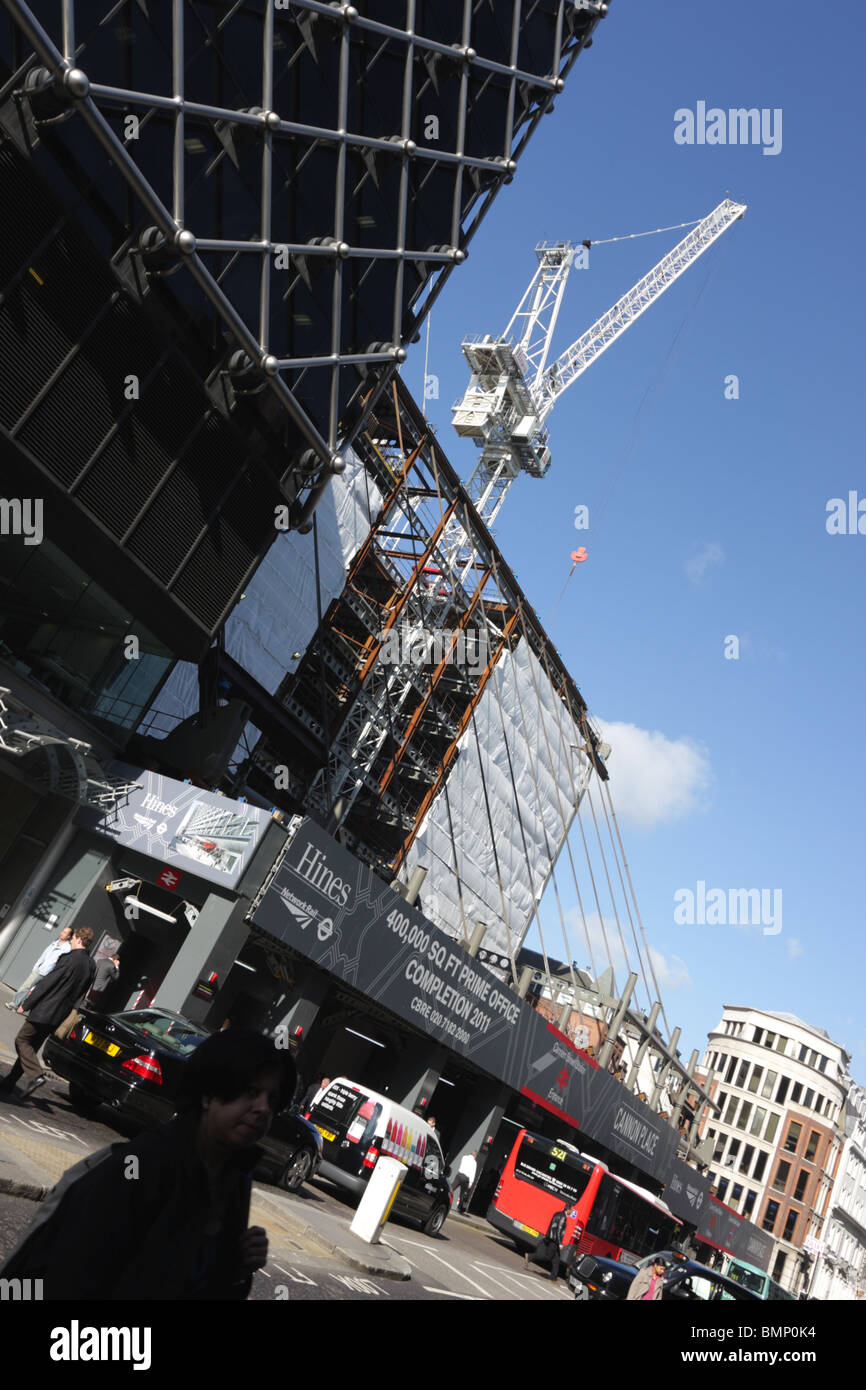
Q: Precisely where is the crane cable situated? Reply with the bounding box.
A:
[584,217,701,248]
[548,227,735,623]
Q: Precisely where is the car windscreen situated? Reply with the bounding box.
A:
[111,1010,209,1056]
[514,1139,593,1204]
[726,1262,765,1295]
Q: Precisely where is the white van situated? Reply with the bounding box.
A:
[307,1077,452,1235]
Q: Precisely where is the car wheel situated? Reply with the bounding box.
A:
[68,1083,98,1113]
[421,1203,448,1237]
[279,1147,315,1192]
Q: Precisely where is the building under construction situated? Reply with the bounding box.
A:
[0,2,774,1267]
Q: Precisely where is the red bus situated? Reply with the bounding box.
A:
[488,1129,683,1262]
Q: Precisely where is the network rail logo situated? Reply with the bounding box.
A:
[674,102,782,156]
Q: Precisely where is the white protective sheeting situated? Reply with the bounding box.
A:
[406,639,586,966]
[146,453,382,732]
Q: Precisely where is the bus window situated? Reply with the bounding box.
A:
[514,1138,593,1205]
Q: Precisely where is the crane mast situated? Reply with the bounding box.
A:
[450,198,746,539]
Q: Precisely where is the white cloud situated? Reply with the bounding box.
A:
[564,909,692,996]
[685,541,725,585]
[785,937,804,960]
[648,944,692,991]
[596,719,712,830]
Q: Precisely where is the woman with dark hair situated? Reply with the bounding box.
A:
[0,1028,296,1300]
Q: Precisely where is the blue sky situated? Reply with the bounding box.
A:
[405,2,866,1081]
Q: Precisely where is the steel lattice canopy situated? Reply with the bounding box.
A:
[0,0,607,656]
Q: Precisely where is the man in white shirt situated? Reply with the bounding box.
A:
[6,926,73,1010]
[450,1150,478,1213]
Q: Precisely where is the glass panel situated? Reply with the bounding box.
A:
[762,1070,777,1099]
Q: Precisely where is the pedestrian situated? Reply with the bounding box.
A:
[0,927,95,1101]
[626,1255,668,1301]
[534,1205,568,1280]
[5,925,73,1010]
[0,1027,295,1300]
[301,1075,331,1112]
[85,953,121,1007]
[450,1150,477,1213]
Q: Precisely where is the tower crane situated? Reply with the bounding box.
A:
[304,200,745,837]
[450,197,747,536]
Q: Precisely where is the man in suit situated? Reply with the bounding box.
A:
[0,926,95,1101]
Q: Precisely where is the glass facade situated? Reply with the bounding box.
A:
[0,533,171,732]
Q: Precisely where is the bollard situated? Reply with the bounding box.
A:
[349,1156,408,1244]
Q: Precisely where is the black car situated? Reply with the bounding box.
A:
[569,1251,762,1302]
[567,1253,638,1300]
[43,1006,322,1192]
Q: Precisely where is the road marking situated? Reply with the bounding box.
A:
[273,1261,317,1285]
[473,1259,572,1299]
[469,1261,546,1300]
[389,1238,492,1299]
[422,1287,481,1300]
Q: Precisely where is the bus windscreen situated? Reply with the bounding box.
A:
[514,1139,593,1205]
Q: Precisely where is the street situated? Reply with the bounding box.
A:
[0,1079,570,1303]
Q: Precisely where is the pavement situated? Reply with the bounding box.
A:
[0,983,489,1282]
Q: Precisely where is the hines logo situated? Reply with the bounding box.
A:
[295,841,351,908]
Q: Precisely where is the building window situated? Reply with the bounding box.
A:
[762,1200,780,1233]
[764,1113,779,1145]
[713,1134,726,1162]
[739,1144,755,1175]
[773,1160,791,1192]
[750,1106,767,1138]
[726,1056,738,1084]
[717,1091,727,1114]
[776,1077,790,1105]
[818,1056,827,1073]
[730,1184,743,1211]
[735,1061,750,1089]
[775,1036,788,1054]
[717,1178,730,1202]
[738,1101,753,1131]
[764,1032,777,1049]
[805,1131,820,1162]
[794,1169,809,1203]
[753,1151,768,1182]
[784,1121,802,1153]
[748,1066,763,1094]
[799,1044,809,1063]
[762,1070,777,1099]
[803,1089,815,1109]
[725,1095,739,1125]
[743,1190,757,1218]
[753,1028,764,1045]
[772,1251,787,1282]
[791,1083,803,1104]
[783,1210,797,1242]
